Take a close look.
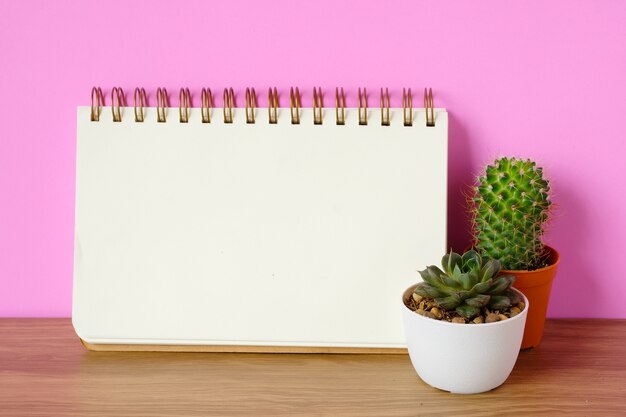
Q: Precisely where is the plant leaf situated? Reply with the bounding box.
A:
[467,271,480,288]
[451,290,472,301]
[440,274,459,288]
[457,272,472,290]
[456,304,481,319]
[461,250,481,271]
[469,280,492,294]
[479,260,501,282]
[488,295,512,310]
[465,294,491,307]
[487,275,516,294]
[418,266,445,288]
[442,252,462,275]
[452,264,462,277]
[414,283,446,299]
[503,289,522,305]
[435,295,461,310]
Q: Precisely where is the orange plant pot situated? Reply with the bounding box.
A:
[502,246,560,349]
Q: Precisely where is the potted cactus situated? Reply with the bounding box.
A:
[470,157,560,349]
[402,249,528,394]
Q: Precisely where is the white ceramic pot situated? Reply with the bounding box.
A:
[401,285,528,394]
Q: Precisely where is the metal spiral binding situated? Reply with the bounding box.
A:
[403,88,412,126]
[380,88,390,126]
[88,87,436,126]
[111,87,125,122]
[156,88,169,123]
[268,87,278,124]
[179,88,191,123]
[90,87,103,121]
[245,88,257,124]
[201,88,213,123]
[335,87,345,125]
[134,88,147,122]
[290,87,301,124]
[223,88,234,123]
[358,88,368,125]
[424,88,435,127]
[313,87,323,125]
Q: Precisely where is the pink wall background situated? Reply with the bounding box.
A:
[1,0,625,318]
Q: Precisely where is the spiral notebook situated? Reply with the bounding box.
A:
[72,87,448,353]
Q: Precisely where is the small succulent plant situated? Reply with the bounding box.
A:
[414,250,520,319]
[470,157,552,270]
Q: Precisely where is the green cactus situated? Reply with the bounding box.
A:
[471,157,552,270]
[414,250,520,319]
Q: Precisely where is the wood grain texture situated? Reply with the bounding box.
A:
[1,319,625,416]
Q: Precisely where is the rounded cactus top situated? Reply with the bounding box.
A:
[471,157,552,270]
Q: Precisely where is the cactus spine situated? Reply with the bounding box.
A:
[471,157,552,270]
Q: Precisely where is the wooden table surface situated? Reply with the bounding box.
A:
[1,319,625,416]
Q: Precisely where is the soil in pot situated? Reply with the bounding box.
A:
[405,293,526,325]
